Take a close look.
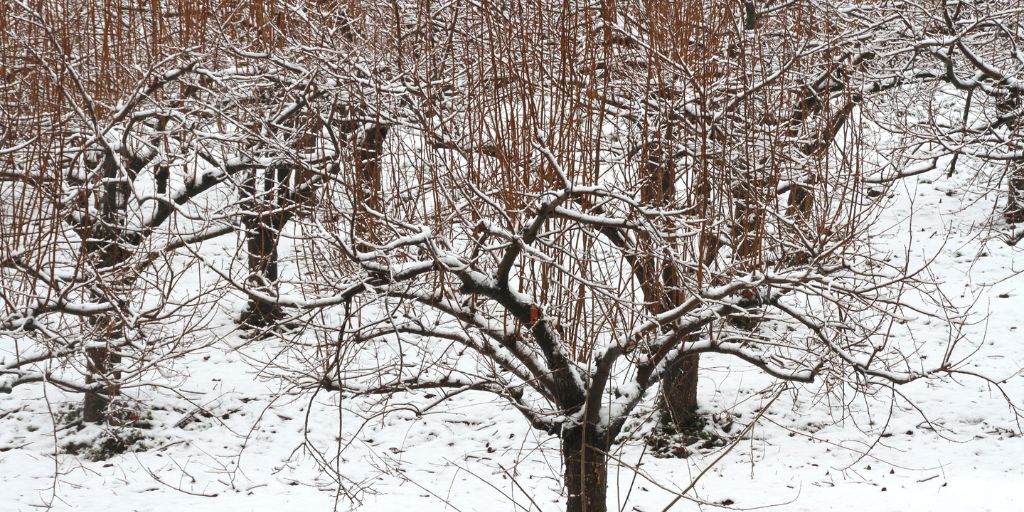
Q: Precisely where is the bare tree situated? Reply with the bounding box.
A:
[0,0,344,421]
[598,0,879,429]
[849,1,1024,229]
[207,3,1000,511]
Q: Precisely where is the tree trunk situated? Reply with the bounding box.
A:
[1001,92,1024,223]
[353,123,388,244]
[659,352,700,428]
[81,154,129,423]
[1006,164,1024,223]
[82,347,118,423]
[638,124,703,432]
[562,425,609,512]
[240,165,292,327]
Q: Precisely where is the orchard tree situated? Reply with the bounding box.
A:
[215,2,997,511]
[849,1,1024,231]
[0,0,231,422]
[0,0,359,422]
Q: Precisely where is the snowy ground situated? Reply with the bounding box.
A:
[2,168,1022,511]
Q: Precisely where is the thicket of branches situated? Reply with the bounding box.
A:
[2,2,1023,512]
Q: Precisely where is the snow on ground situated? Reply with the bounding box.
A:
[1,168,1022,511]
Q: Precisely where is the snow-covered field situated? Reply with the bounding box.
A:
[2,169,1021,511]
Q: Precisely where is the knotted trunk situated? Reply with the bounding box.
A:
[562,425,609,512]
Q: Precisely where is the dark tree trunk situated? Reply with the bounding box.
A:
[82,346,119,423]
[82,291,124,423]
[562,425,609,512]
[1000,93,1024,223]
[81,392,107,423]
[638,124,702,432]
[81,154,129,423]
[353,123,388,244]
[1007,166,1024,223]
[240,165,293,327]
[743,0,757,30]
[659,352,700,428]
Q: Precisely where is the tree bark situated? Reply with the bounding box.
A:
[353,123,388,244]
[240,165,292,327]
[81,153,129,423]
[562,425,609,512]
[82,347,118,423]
[638,125,702,430]
[999,93,1024,223]
[659,351,700,428]
[1007,166,1024,223]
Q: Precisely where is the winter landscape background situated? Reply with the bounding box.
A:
[1,2,1022,511]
